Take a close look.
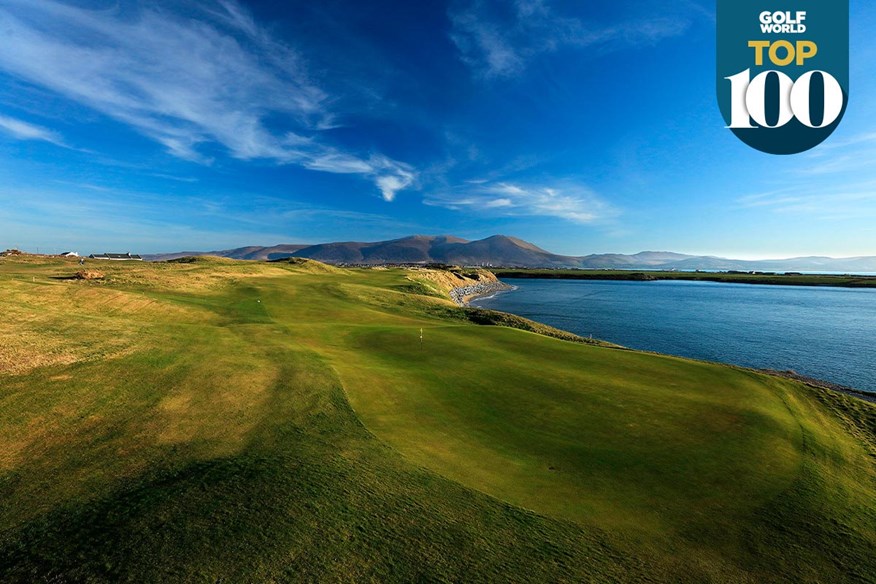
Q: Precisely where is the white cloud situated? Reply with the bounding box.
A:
[302,151,416,201]
[450,10,524,77]
[372,157,417,202]
[426,180,615,223]
[450,0,691,78]
[0,114,65,146]
[376,175,409,203]
[304,152,376,175]
[483,197,513,208]
[0,0,415,200]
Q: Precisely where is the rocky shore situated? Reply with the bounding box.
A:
[449,281,514,306]
[407,267,513,306]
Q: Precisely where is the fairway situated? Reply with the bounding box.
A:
[0,256,874,583]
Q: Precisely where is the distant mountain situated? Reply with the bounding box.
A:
[146,235,574,267]
[144,235,876,273]
[576,251,698,269]
[147,244,309,262]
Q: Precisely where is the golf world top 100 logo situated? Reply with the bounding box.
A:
[717,1,849,155]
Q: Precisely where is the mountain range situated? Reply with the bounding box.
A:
[144,235,876,273]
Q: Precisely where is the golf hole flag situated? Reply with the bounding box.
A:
[717,1,849,154]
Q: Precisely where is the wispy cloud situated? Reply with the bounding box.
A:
[738,181,876,219]
[0,114,66,146]
[818,131,876,151]
[301,152,416,201]
[0,185,429,253]
[426,180,616,223]
[450,0,691,78]
[0,187,286,253]
[0,0,415,200]
[794,131,876,175]
[733,125,876,219]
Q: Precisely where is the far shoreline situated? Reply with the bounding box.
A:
[469,274,876,404]
[492,269,876,290]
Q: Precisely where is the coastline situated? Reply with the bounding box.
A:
[493,269,876,290]
[454,276,876,403]
[449,280,514,306]
[761,369,876,404]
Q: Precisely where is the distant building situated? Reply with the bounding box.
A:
[88,252,143,261]
[60,251,79,257]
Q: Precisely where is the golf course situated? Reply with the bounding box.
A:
[0,255,874,583]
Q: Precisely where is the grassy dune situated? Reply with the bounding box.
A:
[0,256,873,582]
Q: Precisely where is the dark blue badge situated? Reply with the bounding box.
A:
[717,1,849,154]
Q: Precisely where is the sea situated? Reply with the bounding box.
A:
[472,278,876,394]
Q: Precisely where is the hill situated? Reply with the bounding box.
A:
[144,235,876,272]
[1,256,873,582]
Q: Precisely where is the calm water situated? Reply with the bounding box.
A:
[472,279,876,393]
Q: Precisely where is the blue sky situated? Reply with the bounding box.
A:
[0,0,874,258]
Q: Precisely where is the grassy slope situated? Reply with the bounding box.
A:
[0,256,874,583]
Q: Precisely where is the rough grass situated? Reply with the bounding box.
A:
[0,278,191,375]
[73,269,104,280]
[462,306,618,345]
[269,256,349,274]
[0,256,873,583]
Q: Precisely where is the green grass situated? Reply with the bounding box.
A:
[0,256,874,582]
[494,268,876,288]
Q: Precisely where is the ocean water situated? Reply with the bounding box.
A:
[472,278,876,393]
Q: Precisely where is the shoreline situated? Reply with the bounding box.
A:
[456,277,876,404]
[449,281,514,306]
[761,369,876,404]
[493,270,876,290]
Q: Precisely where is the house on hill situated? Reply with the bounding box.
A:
[60,251,79,257]
[88,252,143,261]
